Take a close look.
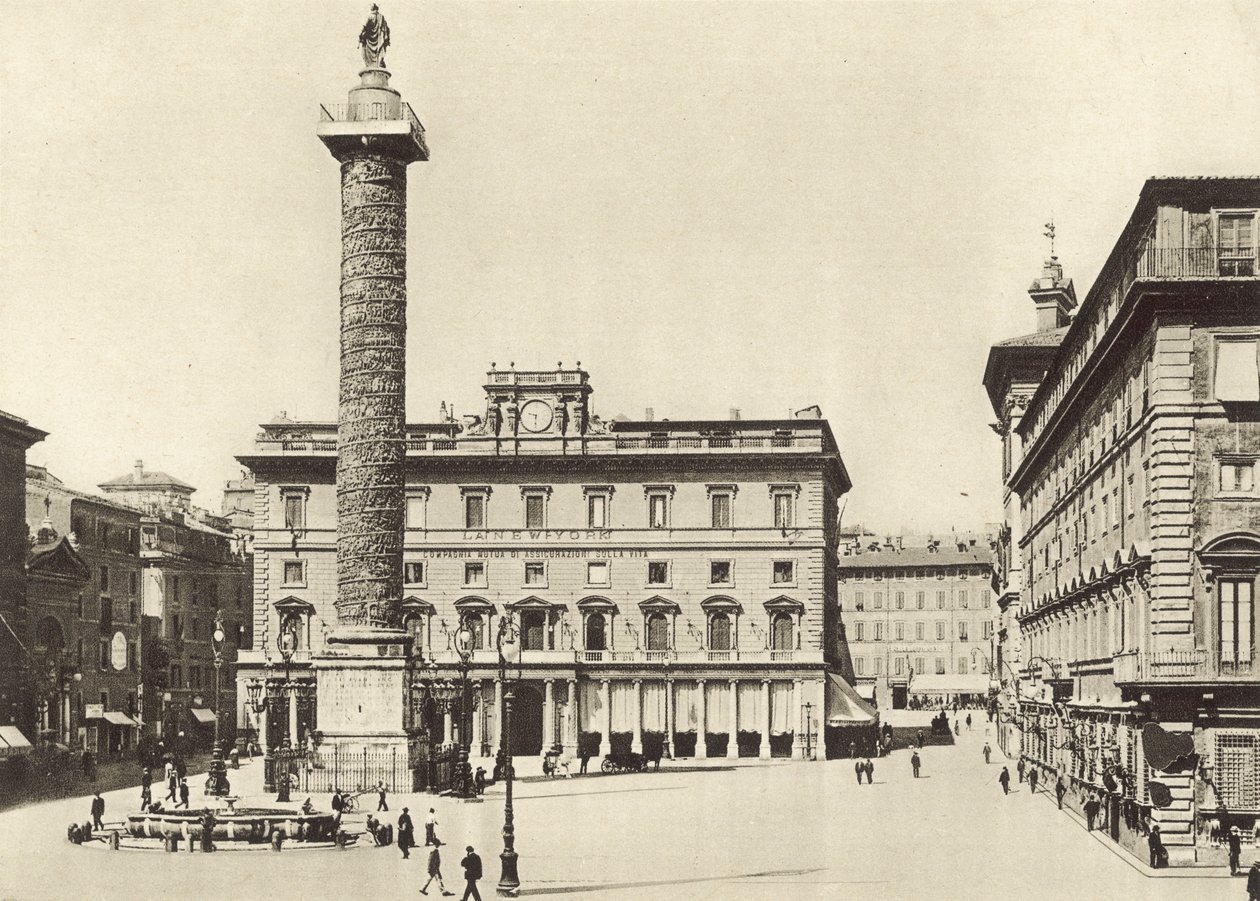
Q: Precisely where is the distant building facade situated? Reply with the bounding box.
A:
[99,462,251,749]
[236,367,858,762]
[986,177,1260,867]
[25,466,144,754]
[838,538,997,709]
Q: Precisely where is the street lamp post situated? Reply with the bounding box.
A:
[274,626,298,803]
[803,701,813,760]
[455,625,476,796]
[206,615,231,796]
[496,616,522,897]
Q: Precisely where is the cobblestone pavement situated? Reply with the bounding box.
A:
[0,726,1242,901]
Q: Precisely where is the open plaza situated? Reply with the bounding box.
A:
[0,716,1240,901]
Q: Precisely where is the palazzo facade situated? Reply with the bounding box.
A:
[235,367,854,761]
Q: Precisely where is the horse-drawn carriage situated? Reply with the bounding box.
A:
[600,750,648,774]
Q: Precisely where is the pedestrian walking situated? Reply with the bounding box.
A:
[425,807,439,846]
[1055,776,1066,809]
[90,791,105,830]
[1228,826,1242,875]
[178,778,190,809]
[200,809,217,853]
[1248,855,1260,901]
[1016,757,1026,783]
[398,807,414,859]
[420,840,454,896]
[910,751,921,778]
[999,767,1011,795]
[331,788,344,826]
[982,743,991,764]
[966,713,972,731]
[916,729,924,749]
[849,741,856,759]
[166,768,178,803]
[1148,824,1166,868]
[854,758,863,785]
[864,758,874,784]
[1085,794,1101,831]
[377,780,389,812]
[474,767,487,796]
[579,748,591,774]
[1028,767,1039,795]
[460,845,483,901]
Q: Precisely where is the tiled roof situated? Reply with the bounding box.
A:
[837,546,994,569]
[99,470,195,490]
[991,326,1069,349]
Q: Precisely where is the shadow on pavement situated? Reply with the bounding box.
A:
[517,867,831,896]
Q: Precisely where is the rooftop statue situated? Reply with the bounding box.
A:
[358,4,391,69]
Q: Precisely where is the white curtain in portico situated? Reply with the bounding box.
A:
[674,682,699,731]
[737,682,764,730]
[770,682,793,735]
[705,682,730,733]
[642,681,666,731]
[579,681,602,733]
[610,682,637,732]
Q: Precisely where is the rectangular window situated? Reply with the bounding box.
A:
[855,657,864,675]
[772,491,795,529]
[524,493,546,529]
[464,561,487,588]
[958,622,969,641]
[935,657,946,674]
[100,597,112,632]
[587,492,608,529]
[1218,213,1256,275]
[1214,732,1260,809]
[914,657,925,675]
[895,622,904,641]
[586,561,609,586]
[916,591,925,610]
[853,591,864,611]
[524,561,546,586]
[405,491,428,529]
[936,621,945,641]
[958,590,968,609]
[98,638,110,669]
[129,571,139,596]
[710,492,733,529]
[1215,339,1260,402]
[709,561,732,585]
[1219,578,1255,668]
[958,658,968,674]
[464,493,487,529]
[772,560,794,584]
[282,490,306,530]
[894,657,904,676]
[937,591,946,610]
[648,493,669,529]
[855,622,864,641]
[1221,460,1257,494]
[282,561,305,586]
[129,601,136,624]
[404,561,425,585]
[983,621,993,640]
[99,566,110,593]
[874,622,884,641]
[895,592,905,610]
[873,657,883,675]
[873,592,883,610]
[915,622,924,641]
[647,561,670,585]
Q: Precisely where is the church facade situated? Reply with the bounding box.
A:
[235,367,855,762]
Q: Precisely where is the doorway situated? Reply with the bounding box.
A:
[508,683,544,756]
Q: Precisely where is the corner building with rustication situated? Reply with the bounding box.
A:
[236,367,859,769]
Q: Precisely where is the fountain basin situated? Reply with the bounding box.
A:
[125,808,337,843]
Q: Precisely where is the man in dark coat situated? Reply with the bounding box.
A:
[460,845,483,901]
[377,780,388,812]
[1016,757,1026,783]
[1084,794,1101,831]
[1227,826,1242,876]
[864,758,874,784]
[910,751,921,778]
[178,779,190,809]
[982,743,991,764]
[90,792,105,830]
[331,789,344,826]
[1147,824,1165,868]
[1028,766,1040,795]
[998,767,1011,795]
[1055,776,1066,809]
[420,839,450,896]
[398,807,414,859]
[854,758,863,785]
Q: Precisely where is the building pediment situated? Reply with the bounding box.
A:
[764,595,804,613]
[454,595,495,613]
[639,595,680,614]
[701,595,743,613]
[274,595,314,613]
[26,537,90,583]
[401,596,435,615]
[508,595,561,611]
[577,596,617,613]
[1197,531,1260,578]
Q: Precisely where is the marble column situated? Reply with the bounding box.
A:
[663,678,674,758]
[543,680,555,751]
[288,683,299,747]
[726,679,738,759]
[696,679,708,759]
[599,679,611,756]
[566,678,578,754]
[792,679,805,758]
[760,679,772,759]
[471,681,484,756]
[442,709,452,745]
[494,679,503,750]
[631,679,643,754]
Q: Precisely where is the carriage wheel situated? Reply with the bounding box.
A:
[343,796,356,814]
[601,758,615,774]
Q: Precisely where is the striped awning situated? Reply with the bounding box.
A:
[0,725,33,751]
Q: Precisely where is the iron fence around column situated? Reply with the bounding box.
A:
[296,747,411,794]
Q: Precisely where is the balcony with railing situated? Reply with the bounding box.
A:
[317,100,429,163]
[1112,648,1208,683]
[1136,246,1258,279]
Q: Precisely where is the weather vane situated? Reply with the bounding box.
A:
[1043,217,1057,259]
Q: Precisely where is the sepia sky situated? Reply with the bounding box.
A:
[3,1,1259,532]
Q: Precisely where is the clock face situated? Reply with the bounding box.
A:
[519,399,553,433]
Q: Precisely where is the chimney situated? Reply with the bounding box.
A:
[645,407,655,422]
[1028,257,1077,331]
[729,407,741,421]
[134,459,144,479]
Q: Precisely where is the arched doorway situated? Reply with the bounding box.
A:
[508,684,545,756]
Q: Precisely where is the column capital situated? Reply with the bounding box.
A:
[761,678,771,686]
[697,678,706,686]
[632,678,642,687]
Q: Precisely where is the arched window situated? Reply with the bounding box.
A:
[585,613,607,651]
[646,612,670,651]
[708,612,732,651]
[281,613,304,650]
[771,612,794,651]
[404,614,425,654]
[461,613,485,650]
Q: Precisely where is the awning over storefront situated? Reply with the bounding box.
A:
[0,725,33,752]
[906,674,991,694]
[189,708,217,724]
[102,711,139,727]
[854,683,877,702]
[825,673,878,726]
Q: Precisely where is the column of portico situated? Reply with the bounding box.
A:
[696,679,708,759]
[493,679,504,749]
[471,680,484,755]
[566,677,578,754]
[726,679,738,759]
[631,679,643,754]
[442,709,452,745]
[792,679,805,758]
[663,676,674,758]
[760,679,772,759]
[543,679,555,751]
[599,679,611,756]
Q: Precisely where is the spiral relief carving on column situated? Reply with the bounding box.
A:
[336,155,407,629]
